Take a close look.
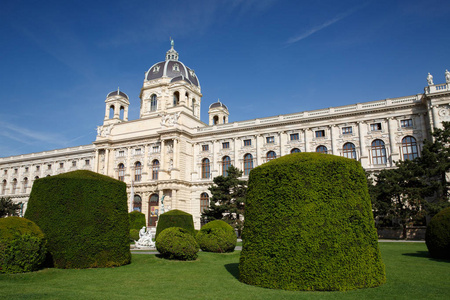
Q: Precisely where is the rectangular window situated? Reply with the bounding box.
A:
[118,150,125,157]
[135,148,141,155]
[59,163,64,169]
[14,169,18,174]
[85,160,90,166]
[25,167,29,172]
[244,139,251,146]
[36,166,40,171]
[315,130,325,138]
[342,126,352,134]
[266,136,275,144]
[47,164,52,170]
[202,145,209,151]
[370,123,382,131]
[290,133,299,141]
[222,142,230,149]
[4,170,7,175]
[72,161,77,167]
[152,146,160,153]
[401,119,413,128]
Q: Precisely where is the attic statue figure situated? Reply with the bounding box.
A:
[427,73,434,85]
[445,69,450,84]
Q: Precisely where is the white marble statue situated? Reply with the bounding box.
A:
[427,73,434,85]
[135,226,155,248]
[445,69,450,84]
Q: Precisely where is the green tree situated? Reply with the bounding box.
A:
[201,165,247,236]
[0,197,22,218]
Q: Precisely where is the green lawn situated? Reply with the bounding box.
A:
[1,242,448,299]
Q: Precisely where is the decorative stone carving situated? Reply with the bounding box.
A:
[160,112,181,126]
[96,125,114,137]
[135,226,155,248]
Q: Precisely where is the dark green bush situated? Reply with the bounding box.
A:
[129,211,146,230]
[155,209,195,239]
[155,227,199,260]
[24,170,131,269]
[0,217,47,274]
[426,207,450,259]
[239,152,385,291]
[197,220,236,253]
[129,229,139,242]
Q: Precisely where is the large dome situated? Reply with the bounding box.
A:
[144,42,200,87]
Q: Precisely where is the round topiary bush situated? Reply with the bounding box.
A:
[156,209,195,239]
[155,227,199,260]
[129,211,146,231]
[0,217,47,274]
[197,220,237,253]
[24,170,131,269]
[426,207,450,259]
[239,152,386,291]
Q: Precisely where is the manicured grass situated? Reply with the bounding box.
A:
[0,243,448,299]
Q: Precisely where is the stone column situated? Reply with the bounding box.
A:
[143,144,149,180]
[303,129,309,152]
[126,147,131,180]
[233,138,239,168]
[94,149,99,173]
[104,149,110,176]
[192,142,198,180]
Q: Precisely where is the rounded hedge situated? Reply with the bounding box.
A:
[156,209,195,239]
[24,170,131,269]
[239,152,386,291]
[129,211,146,231]
[130,229,139,242]
[155,227,199,260]
[426,207,450,259]
[197,220,237,253]
[0,217,47,274]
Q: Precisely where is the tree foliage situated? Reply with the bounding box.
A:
[370,122,450,236]
[201,165,247,235]
[0,197,22,218]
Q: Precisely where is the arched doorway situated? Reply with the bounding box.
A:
[148,194,159,226]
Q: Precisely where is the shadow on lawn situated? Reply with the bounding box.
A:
[402,251,450,263]
[225,263,239,280]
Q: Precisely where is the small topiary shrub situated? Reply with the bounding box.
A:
[155,227,199,260]
[24,170,131,269]
[130,229,139,242]
[197,220,236,253]
[239,152,385,291]
[155,209,195,239]
[426,207,450,259]
[0,217,47,274]
[129,211,146,231]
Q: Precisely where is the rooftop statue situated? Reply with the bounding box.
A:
[427,73,434,85]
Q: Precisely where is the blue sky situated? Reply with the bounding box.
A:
[1,0,449,157]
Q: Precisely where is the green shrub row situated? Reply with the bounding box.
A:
[25,170,131,269]
[239,152,386,291]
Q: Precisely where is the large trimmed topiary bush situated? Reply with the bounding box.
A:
[0,217,47,274]
[155,209,195,239]
[197,220,236,253]
[129,211,146,230]
[426,207,450,259]
[156,227,199,260]
[24,170,131,269]
[239,152,385,291]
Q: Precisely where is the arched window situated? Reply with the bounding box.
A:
[402,136,419,160]
[109,105,115,119]
[133,195,142,212]
[1,180,6,195]
[200,192,209,213]
[266,151,277,161]
[118,163,125,181]
[150,94,157,112]
[222,156,231,176]
[173,91,180,106]
[12,179,17,194]
[34,176,39,180]
[342,142,357,160]
[316,145,328,154]
[202,158,210,179]
[371,139,387,165]
[152,160,159,180]
[23,177,28,193]
[120,106,124,120]
[135,162,142,182]
[148,194,159,226]
[213,115,219,125]
[244,154,253,176]
[291,148,301,153]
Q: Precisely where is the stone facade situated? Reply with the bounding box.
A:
[1,43,450,228]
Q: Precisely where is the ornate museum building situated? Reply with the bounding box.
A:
[1,42,450,228]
